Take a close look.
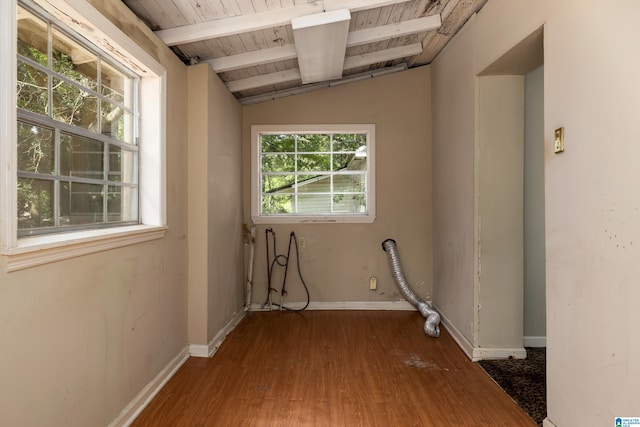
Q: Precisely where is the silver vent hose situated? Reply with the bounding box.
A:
[382,239,441,337]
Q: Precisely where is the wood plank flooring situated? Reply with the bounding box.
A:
[132,311,537,426]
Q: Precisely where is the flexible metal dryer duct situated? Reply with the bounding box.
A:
[382,239,441,338]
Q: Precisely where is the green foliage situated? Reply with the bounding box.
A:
[16,32,132,230]
[260,133,367,214]
[17,179,53,229]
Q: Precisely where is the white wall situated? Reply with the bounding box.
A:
[432,0,640,424]
[524,65,546,343]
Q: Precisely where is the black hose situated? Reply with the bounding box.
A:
[262,229,310,311]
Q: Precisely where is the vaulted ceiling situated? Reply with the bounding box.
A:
[122,0,487,104]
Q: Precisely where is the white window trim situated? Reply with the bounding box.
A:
[1,0,167,272]
[251,124,376,224]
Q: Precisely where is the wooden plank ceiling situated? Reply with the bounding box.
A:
[122,0,487,104]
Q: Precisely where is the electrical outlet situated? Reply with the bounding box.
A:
[369,276,377,290]
[298,237,306,248]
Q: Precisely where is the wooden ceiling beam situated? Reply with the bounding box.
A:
[347,15,441,47]
[343,42,423,70]
[205,15,440,72]
[226,42,422,92]
[204,45,297,73]
[226,69,302,93]
[155,0,414,46]
[409,0,488,66]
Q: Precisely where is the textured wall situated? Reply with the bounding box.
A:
[432,0,640,424]
[0,0,189,426]
[242,67,433,306]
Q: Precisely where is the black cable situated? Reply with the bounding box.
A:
[261,229,310,311]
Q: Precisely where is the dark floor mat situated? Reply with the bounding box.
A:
[478,347,546,426]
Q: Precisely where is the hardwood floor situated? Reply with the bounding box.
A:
[132,311,537,426]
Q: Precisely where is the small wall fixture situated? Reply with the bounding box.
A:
[554,127,565,153]
[291,9,351,84]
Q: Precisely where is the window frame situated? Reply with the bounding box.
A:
[251,124,376,224]
[1,0,167,271]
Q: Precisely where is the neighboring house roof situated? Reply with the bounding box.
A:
[267,154,366,194]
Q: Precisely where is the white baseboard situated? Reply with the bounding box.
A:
[432,304,527,361]
[189,310,246,358]
[543,418,557,427]
[109,346,189,427]
[249,300,416,311]
[524,335,547,347]
[472,346,527,360]
[432,303,476,360]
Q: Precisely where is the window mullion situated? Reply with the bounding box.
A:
[294,134,298,214]
[47,21,53,118]
[103,142,109,224]
[330,134,334,213]
[54,128,60,227]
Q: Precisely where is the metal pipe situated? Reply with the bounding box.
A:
[382,239,441,337]
[245,225,256,311]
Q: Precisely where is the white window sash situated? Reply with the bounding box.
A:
[251,124,376,224]
[1,0,167,271]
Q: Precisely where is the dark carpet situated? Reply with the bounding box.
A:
[478,347,546,426]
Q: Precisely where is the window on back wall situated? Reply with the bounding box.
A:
[251,125,376,224]
[0,1,166,271]
[16,4,139,236]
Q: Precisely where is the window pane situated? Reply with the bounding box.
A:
[298,194,331,214]
[60,133,104,180]
[14,5,142,235]
[102,100,134,143]
[333,174,366,192]
[60,181,104,226]
[17,61,48,115]
[52,27,98,91]
[107,185,137,222]
[17,177,54,230]
[262,194,293,214]
[333,193,366,213]
[298,134,330,152]
[262,174,294,193]
[109,145,136,184]
[101,62,133,108]
[17,6,48,67]
[297,174,330,193]
[298,153,330,172]
[332,153,352,171]
[261,134,294,153]
[53,77,98,130]
[17,122,55,174]
[262,154,294,172]
[333,133,366,152]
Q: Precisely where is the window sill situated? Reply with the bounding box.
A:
[251,215,376,224]
[2,225,167,272]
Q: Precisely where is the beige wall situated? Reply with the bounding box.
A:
[242,67,433,306]
[476,75,524,350]
[188,64,244,346]
[204,66,245,341]
[0,1,189,426]
[523,65,546,341]
[431,20,476,345]
[432,0,640,424]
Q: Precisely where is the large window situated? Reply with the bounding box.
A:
[17,4,138,235]
[1,0,166,271]
[251,125,375,223]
